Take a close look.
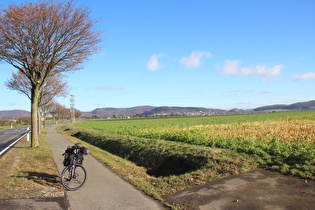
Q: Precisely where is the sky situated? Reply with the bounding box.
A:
[0,0,315,112]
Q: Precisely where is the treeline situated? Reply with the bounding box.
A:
[0,117,31,127]
[42,102,81,126]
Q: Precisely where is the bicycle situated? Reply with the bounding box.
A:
[61,143,89,191]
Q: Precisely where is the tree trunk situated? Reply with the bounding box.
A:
[44,113,47,127]
[38,109,41,134]
[30,86,40,148]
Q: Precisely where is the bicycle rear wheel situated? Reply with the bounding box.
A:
[61,164,87,191]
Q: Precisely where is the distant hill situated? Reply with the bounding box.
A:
[254,100,315,112]
[0,110,30,118]
[87,106,156,117]
[2,100,315,118]
[142,106,227,116]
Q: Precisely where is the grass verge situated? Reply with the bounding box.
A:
[57,126,259,209]
[0,130,64,199]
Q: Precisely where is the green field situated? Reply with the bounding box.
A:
[61,111,315,205]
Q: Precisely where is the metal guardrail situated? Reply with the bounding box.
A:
[0,127,31,157]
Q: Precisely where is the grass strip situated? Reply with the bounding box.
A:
[0,130,64,199]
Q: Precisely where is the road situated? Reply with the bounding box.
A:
[47,126,165,210]
[0,126,30,156]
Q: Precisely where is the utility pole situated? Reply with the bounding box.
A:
[70,94,75,123]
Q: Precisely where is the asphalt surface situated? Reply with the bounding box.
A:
[163,170,315,210]
[0,126,30,156]
[0,197,68,210]
[47,126,165,210]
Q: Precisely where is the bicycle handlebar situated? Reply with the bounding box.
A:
[72,143,82,149]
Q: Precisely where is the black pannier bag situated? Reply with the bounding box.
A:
[76,146,89,165]
[62,146,89,166]
[76,153,84,165]
[63,146,74,166]
[79,146,89,155]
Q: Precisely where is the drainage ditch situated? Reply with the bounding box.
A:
[72,131,209,177]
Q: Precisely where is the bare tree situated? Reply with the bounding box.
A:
[0,1,101,147]
[49,102,70,124]
[6,71,68,106]
[39,75,68,131]
[6,71,69,132]
[41,100,56,128]
[75,111,82,119]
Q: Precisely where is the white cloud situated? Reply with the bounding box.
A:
[221,60,283,77]
[180,51,212,69]
[294,72,315,80]
[221,60,249,75]
[146,54,166,71]
[255,64,282,76]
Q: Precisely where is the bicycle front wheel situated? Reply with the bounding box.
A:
[61,165,87,191]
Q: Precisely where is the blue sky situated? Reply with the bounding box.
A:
[1,0,315,111]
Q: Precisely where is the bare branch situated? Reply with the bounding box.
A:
[0,0,101,86]
[0,0,101,147]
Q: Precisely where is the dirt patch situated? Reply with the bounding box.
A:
[0,197,68,210]
[163,170,315,210]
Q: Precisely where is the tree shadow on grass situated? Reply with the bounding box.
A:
[14,171,60,187]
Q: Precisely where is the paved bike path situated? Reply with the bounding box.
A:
[47,126,165,210]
